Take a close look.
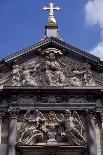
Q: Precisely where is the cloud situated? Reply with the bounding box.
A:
[90,41,103,60]
[85,0,103,60]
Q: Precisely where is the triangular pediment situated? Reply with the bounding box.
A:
[2,37,102,65]
[0,37,103,87]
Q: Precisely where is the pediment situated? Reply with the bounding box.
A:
[0,37,103,87]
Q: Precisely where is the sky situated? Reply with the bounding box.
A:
[0,0,103,60]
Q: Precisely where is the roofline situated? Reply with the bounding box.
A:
[1,37,103,66]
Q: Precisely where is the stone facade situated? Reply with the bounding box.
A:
[0,35,103,155]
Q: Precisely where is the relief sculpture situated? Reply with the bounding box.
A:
[11,48,95,87]
[18,110,47,145]
[17,110,86,146]
[39,53,66,86]
[59,110,85,145]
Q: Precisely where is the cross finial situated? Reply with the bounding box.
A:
[43,2,60,25]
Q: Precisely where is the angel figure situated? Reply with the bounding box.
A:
[64,110,85,145]
[18,110,46,145]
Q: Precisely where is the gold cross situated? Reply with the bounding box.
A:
[43,3,60,17]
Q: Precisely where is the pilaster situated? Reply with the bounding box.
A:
[0,113,4,144]
[87,110,97,155]
[7,108,19,155]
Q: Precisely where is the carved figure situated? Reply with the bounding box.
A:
[12,65,21,86]
[11,48,95,87]
[40,52,66,86]
[18,110,47,144]
[71,66,94,86]
[21,65,37,86]
[17,110,86,145]
[64,110,85,145]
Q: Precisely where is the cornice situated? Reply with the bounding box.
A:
[0,37,103,70]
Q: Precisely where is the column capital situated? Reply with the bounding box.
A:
[8,108,20,119]
[86,109,96,120]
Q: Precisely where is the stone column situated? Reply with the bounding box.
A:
[87,110,97,155]
[7,109,18,155]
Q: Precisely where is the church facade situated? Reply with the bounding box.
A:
[0,2,103,155]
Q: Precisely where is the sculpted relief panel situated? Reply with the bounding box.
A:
[0,48,98,87]
[17,110,86,146]
[11,48,95,87]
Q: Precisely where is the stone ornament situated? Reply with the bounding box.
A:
[11,48,95,87]
[17,110,86,146]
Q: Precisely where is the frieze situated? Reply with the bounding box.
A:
[11,95,96,104]
[17,110,86,146]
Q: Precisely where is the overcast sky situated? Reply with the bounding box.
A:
[0,0,103,60]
